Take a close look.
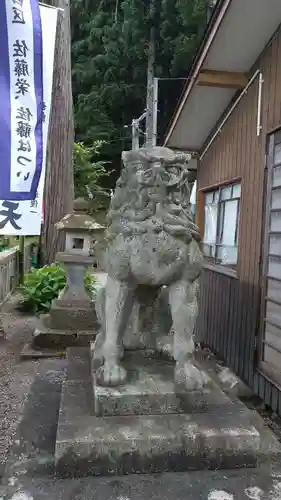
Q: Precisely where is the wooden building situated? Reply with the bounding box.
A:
[165,0,281,413]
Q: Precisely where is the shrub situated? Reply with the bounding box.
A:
[21,264,66,314]
[21,264,97,314]
[84,272,97,298]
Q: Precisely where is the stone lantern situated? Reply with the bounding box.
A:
[29,199,105,352]
[55,199,105,312]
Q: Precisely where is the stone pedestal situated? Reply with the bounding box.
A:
[21,199,105,356]
[93,353,231,417]
[53,346,281,478]
[32,253,98,351]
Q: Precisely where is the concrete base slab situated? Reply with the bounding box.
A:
[56,411,260,477]
[93,353,234,417]
[20,343,66,359]
[55,347,267,477]
[32,326,96,350]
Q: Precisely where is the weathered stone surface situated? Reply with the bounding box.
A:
[49,303,98,331]
[32,327,96,350]
[95,285,172,352]
[92,351,234,417]
[54,256,94,309]
[93,146,205,390]
[3,342,281,499]
[54,347,265,478]
[56,411,260,477]
[20,343,66,359]
[55,212,105,233]
[31,308,98,350]
[93,354,181,417]
[29,271,105,352]
[56,253,95,265]
[30,204,101,351]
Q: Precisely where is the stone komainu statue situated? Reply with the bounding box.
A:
[93,146,205,390]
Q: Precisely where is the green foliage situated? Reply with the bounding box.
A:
[0,237,10,252]
[71,0,209,168]
[21,264,97,314]
[73,140,112,208]
[21,264,66,313]
[84,272,98,298]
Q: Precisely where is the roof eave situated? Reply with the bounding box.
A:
[164,0,231,146]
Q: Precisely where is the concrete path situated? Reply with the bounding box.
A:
[0,356,280,500]
[2,465,281,500]
[0,291,281,500]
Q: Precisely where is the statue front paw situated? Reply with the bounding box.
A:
[95,362,127,387]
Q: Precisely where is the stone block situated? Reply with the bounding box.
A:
[92,352,234,417]
[55,347,266,477]
[56,397,260,477]
[20,343,66,359]
[30,300,98,351]
[32,324,96,350]
[49,303,98,331]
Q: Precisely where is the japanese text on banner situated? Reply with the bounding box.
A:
[0,4,58,236]
[0,0,43,201]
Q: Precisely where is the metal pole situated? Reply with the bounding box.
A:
[19,236,25,285]
[256,72,264,137]
[131,112,146,150]
[132,119,139,150]
[145,0,155,147]
[152,77,158,147]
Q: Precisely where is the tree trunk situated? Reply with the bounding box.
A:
[43,0,74,264]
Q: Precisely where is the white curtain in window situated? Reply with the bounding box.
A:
[217,199,238,264]
[274,143,281,164]
[190,180,197,205]
[203,201,218,258]
[204,202,218,244]
[190,180,196,220]
[220,200,238,246]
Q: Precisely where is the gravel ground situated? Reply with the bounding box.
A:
[0,294,65,476]
[1,294,281,499]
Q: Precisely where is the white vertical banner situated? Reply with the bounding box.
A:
[0,0,44,201]
[0,4,58,235]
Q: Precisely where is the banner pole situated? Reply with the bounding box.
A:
[19,235,25,284]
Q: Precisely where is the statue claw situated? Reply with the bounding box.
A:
[95,362,127,387]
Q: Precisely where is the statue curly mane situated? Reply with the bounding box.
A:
[107,147,200,244]
[93,146,205,389]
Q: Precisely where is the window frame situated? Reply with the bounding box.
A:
[258,127,281,387]
[196,178,242,275]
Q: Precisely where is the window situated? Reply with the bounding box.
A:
[72,237,84,250]
[260,129,281,378]
[202,182,241,267]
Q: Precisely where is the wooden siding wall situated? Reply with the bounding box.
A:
[196,28,281,412]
